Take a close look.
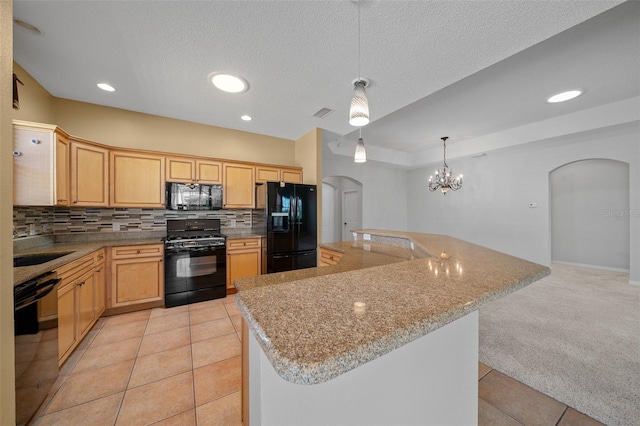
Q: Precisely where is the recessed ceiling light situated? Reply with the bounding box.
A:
[241,115,252,121]
[547,90,582,103]
[97,83,115,92]
[209,73,249,93]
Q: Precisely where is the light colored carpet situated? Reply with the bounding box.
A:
[479,263,640,426]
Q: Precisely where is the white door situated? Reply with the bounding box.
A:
[342,190,360,241]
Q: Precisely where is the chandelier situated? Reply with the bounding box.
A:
[428,136,463,194]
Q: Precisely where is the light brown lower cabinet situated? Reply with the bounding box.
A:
[56,251,105,365]
[226,238,261,293]
[108,244,164,308]
[318,247,343,266]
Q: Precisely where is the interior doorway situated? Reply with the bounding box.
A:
[550,158,630,271]
[321,176,363,243]
[342,190,359,241]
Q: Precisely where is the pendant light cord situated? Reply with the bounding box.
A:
[358,0,361,80]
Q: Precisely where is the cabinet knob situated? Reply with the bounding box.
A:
[95,269,102,273]
[73,200,78,204]
[136,250,141,254]
[243,242,246,246]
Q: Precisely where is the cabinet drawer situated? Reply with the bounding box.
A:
[111,244,163,259]
[227,238,261,250]
[55,254,95,283]
[319,248,343,266]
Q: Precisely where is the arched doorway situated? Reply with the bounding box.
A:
[321,176,363,242]
[550,159,630,271]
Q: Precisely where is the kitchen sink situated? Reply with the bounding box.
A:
[13,252,73,267]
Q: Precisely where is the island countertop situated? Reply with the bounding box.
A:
[234,230,550,385]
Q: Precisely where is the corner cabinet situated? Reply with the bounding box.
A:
[108,244,164,308]
[223,163,255,208]
[110,151,165,207]
[70,138,109,206]
[13,120,70,206]
[226,238,262,292]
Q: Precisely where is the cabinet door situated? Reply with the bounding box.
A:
[94,262,106,318]
[111,257,164,306]
[70,140,109,206]
[223,163,255,208]
[77,270,95,339]
[255,166,280,183]
[13,125,56,206]
[110,151,165,207]
[281,168,303,184]
[227,240,261,290]
[196,160,222,184]
[55,132,70,206]
[166,157,195,182]
[57,282,77,364]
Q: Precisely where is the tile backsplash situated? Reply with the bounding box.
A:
[13,206,266,238]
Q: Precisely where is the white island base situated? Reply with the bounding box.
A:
[243,310,479,425]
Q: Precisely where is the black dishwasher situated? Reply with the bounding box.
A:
[14,271,60,425]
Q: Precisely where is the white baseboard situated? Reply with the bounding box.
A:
[552,260,630,274]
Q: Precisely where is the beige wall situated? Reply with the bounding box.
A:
[12,62,54,123]
[294,127,323,244]
[53,99,296,165]
[295,127,321,185]
[2,2,16,424]
[12,63,297,166]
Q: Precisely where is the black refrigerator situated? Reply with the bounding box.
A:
[266,182,317,273]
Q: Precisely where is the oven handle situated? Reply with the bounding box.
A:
[15,279,60,312]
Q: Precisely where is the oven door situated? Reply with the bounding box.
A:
[164,245,227,307]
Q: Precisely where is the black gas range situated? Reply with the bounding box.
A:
[164,219,227,307]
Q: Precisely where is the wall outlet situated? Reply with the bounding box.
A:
[112,222,121,231]
[230,219,236,227]
[29,224,36,235]
[363,233,371,241]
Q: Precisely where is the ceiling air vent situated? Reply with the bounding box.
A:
[313,107,334,119]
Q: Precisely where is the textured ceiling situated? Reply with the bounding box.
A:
[13,1,637,166]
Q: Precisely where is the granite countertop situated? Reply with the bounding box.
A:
[222,227,266,239]
[13,232,165,286]
[234,229,550,385]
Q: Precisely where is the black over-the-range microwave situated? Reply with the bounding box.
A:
[165,182,223,210]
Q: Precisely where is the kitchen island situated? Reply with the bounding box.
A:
[235,230,550,425]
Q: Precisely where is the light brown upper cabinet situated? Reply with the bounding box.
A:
[110,151,165,207]
[280,167,303,184]
[255,166,280,183]
[223,163,255,209]
[255,165,303,184]
[70,139,109,207]
[13,120,70,206]
[166,156,222,185]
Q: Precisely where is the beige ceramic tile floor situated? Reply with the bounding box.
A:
[34,296,603,426]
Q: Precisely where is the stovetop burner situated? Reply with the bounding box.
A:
[165,218,226,248]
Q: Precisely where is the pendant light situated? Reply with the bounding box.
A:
[354,128,367,163]
[349,0,370,127]
[428,137,463,194]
